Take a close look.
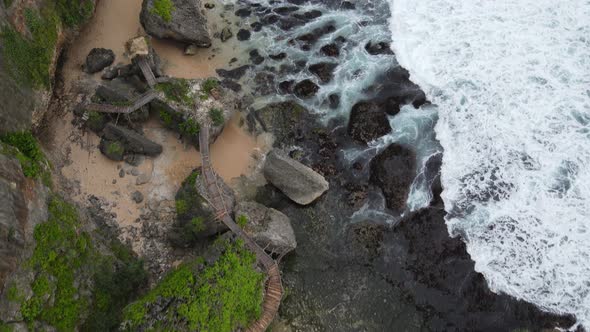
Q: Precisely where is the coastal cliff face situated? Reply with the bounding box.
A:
[0,0,96,134]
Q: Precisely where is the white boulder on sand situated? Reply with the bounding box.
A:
[263,150,329,205]
[140,0,211,47]
[235,201,297,256]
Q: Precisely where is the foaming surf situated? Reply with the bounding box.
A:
[390,0,590,326]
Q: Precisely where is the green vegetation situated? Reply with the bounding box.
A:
[0,322,12,332]
[85,111,105,131]
[150,0,175,22]
[54,0,94,27]
[209,108,225,127]
[21,197,92,330]
[237,215,248,228]
[11,196,146,331]
[3,0,13,8]
[0,7,59,88]
[81,242,147,331]
[199,79,219,100]
[186,170,199,187]
[6,284,22,302]
[106,141,124,156]
[159,109,173,126]
[156,79,193,106]
[176,199,188,215]
[179,118,200,136]
[123,239,264,331]
[190,217,205,232]
[0,131,50,181]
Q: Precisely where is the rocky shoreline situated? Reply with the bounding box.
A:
[0,0,582,331]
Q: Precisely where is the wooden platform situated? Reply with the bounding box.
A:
[199,126,283,332]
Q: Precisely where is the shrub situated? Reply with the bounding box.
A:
[150,0,175,22]
[176,199,188,215]
[209,108,225,127]
[190,217,205,232]
[186,170,199,187]
[106,141,124,156]
[156,79,193,105]
[179,118,200,136]
[158,109,173,126]
[237,215,248,228]
[122,239,264,331]
[54,0,94,27]
[0,131,48,179]
[0,8,58,88]
[16,196,147,331]
[199,79,219,100]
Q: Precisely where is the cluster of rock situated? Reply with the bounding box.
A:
[79,41,238,162]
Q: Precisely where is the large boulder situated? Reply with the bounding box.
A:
[102,123,163,157]
[369,144,416,212]
[263,151,329,205]
[140,0,211,47]
[348,101,392,144]
[85,48,115,73]
[235,201,297,256]
[253,101,313,145]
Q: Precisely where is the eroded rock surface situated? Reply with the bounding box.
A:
[263,151,328,205]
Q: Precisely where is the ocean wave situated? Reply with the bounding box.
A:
[389,0,590,325]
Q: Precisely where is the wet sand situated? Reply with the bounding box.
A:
[50,0,267,252]
[63,0,238,85]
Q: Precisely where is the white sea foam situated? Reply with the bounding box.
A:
[390,0,590,325]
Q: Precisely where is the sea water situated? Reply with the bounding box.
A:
[390,0,590,325]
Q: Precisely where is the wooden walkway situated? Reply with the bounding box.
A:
[198,126,283,332]
[82,56,166,115]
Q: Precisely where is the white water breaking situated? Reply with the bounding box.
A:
[390,0,590,325]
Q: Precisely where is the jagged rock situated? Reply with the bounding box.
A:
[320,43,339,57]
[0,147,49,290]
[249,49,264,65]
[293,79,319,98]
[184,44,198,55]
[308,62,337,83]
[132,191,144,203]
[85,48,115,74]
[101,66,119,80]
[250,21,263,32]
[220,26,233,41]
[235,201,297,256]
[269,52,287,60]
[140,0,211,47]
[365,41,394,55]
[369,144,416,211]
[341,1,355,9]
[348,101,392,144]
[234,8,251,17]
[237,29,251,41]
[93,80,150,123]
[254,101,312,144]
[216,65,250,80]
[263,150,329,205]
[102,123,163,156]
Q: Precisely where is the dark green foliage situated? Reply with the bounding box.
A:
[0,8,58,88]
[158,109,173,126]
[190,217,205,232]
[156,79,193,106]
[85,111,106,132]
[176,199,189,215]
[122,239,264,331]
[22,197,91,331]
[0,131,49,179]
[186,170,199,187]
[150,0,175,22]
[179,118,200,135]
[199,79,219,100]
[0,322,12,332]
[209,108,225,127]
[14,196,147,331]
[81,242,147,331]
[54,0,94,27]
[3,0,13,8]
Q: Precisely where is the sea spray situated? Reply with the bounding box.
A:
[390,0,590,325]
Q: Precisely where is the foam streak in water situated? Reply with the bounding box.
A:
[390,0,590,325]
